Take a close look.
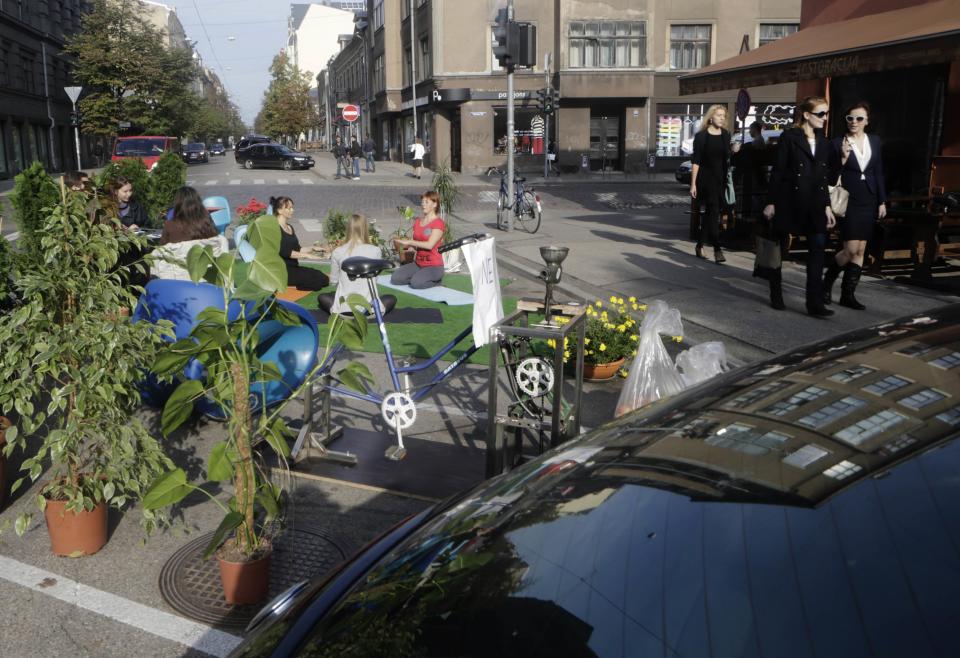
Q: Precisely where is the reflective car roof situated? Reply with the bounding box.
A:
[268,305,960,658]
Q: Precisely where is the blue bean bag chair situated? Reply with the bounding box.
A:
[233,224,256,263]
[202,196,231,235]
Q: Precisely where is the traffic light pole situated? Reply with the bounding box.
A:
[543,52,551,179]
[505,1,515,231]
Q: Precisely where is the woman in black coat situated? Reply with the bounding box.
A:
[822,101,887,310]
[690,104,732,263]
[763,96,837,317]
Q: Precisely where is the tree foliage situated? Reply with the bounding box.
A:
[9,162,60,259]
[147,152,187,226]
[255,51,317,140]
[64,0,199,137]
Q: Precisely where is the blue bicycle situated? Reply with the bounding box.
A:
[489,167,542,233]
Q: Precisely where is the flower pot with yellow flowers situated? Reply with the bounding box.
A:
[580,296,643,381]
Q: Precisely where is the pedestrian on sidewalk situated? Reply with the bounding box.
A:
[409,137,426,179]
[690,104,732,264]
[763,96,837,317]
[362,133,376,173]
[822,101,887,311]
[350,138,363,180]
[331,136,348,179]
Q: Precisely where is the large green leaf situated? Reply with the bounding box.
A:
[263,417,291,458]
[256,483,281,520]
[161,379,204,436]
[202,511,244,560]
[247,255,287,293]
[186,244,215,283]
[142,468,191,510]
[337,361,375,394]
[152,349,194,377]
[207,441,234,482]
[247,214,281,252]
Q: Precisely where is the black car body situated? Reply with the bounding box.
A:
[239,144,314,170]
[182,142,208,163]
[210,143,226,156]
[233,304,960,658]
[234,135,274,162]
[676,159,692,184]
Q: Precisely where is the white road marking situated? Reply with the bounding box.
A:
[596,192,618,203]
[0,555,242,657]
[479,190,499,203]
[229,179,242,185]
[277,178,289,185]
[186,180,195,185]
[204,180,218,186]
[300,178,314,185]
[254,179,265,185]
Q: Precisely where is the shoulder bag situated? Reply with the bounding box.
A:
[829,175,848,217]
[724,168,736,206]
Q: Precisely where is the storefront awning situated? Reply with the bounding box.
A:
[679,0,960,95]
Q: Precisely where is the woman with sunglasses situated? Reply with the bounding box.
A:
[763,96,837,317]
[822,102,887,310]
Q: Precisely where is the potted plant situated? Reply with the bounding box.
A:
[142,214,373,604]
[0,182,173,555]
[578,296,644,381]
[431,159,461,270]
[392,205,416,265]
[235,197,270,227]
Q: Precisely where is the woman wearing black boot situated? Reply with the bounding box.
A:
[690,104,732,264]
[763,96,837,317]
[823,102,886,310]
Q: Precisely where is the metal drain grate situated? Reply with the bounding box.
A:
[158,524,349,629]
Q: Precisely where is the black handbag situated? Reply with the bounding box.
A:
[752,225,781,280]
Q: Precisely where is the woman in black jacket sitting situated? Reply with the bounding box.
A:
[763,96,837,317]
[822,101,887,310]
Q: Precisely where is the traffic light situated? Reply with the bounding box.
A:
[492,8,513,71]
[69,111,79,127]
[542,88,559,114]
[535,88,546,111]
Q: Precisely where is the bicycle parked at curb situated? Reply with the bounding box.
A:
[487,167,542,233]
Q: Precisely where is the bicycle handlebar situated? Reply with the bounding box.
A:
[439,232,489,253]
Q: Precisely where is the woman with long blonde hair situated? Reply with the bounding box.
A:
[318,214,396,315]
[690,104,732,263]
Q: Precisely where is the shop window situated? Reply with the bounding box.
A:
[759,24,798,47]
[493,108,547,156]
[569,20,645,68]
[655,102,711,157]
[669,24,711,70]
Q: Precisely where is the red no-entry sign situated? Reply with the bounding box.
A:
[342,104,360,122]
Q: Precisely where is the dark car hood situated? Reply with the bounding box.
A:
[247,305,960,658]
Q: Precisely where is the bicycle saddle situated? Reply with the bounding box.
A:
[514,176,527,183]
[342,257,391,280]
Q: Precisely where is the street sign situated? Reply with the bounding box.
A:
[736,88,751,122]
[342,104,360,123]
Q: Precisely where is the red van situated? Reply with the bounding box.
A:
[112,136,180,170]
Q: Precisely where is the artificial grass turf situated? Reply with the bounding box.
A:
[234,260,516,364]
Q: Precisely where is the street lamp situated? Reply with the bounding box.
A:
[64,86,83,170]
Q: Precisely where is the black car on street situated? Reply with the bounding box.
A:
[210,143,226,156]
[231,304,960,658]
[182,142,209,164]
[238,143,314,170]
[234,135,274,163]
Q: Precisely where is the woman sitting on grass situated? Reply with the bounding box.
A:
[391,190,445,289]
[318,214,396,316]
[153,186,228,281]
[272,195,330,291]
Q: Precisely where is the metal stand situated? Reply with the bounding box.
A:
[486,301,585,477]
[292,373,357,466]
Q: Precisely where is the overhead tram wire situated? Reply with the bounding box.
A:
[190,0,230,84]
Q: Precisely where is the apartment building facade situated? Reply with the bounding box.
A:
[0,0,90,179]
[352,0,799,173]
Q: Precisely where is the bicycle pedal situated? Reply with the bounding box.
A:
[385,445,407,461]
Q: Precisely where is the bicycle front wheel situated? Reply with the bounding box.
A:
[518,191,542,233]
[496,192,507,230]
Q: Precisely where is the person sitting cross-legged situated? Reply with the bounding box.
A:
[153,186,228,281]
[390,190,445,289]
[318,214,396,316]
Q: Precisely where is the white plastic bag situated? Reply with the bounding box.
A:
[615,300,685,417]
[676,341,729,388]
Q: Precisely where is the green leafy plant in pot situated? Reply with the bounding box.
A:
[142,214,373,604]
[0,182,173,555]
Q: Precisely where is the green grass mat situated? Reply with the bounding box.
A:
[234,261,515,364]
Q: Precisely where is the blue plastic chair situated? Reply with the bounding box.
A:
[203,196,231,235]
[196,299,320,420]
[132,280,229,408]
[234,224,256,263]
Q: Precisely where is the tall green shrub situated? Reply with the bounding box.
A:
[0,229,11,311]
[431,158,460,243]
[9,162,59,257]
[148,152,187,227]
[101,158,151,219]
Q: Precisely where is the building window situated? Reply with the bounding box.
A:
[723,380,792,409]
[417,0,428,6]
[760,385,829,417]
[828,365,876,384]
[418,37,431,81]
[403,47,412,87]
[373,55,384,94]
[401,0,409,20]
[493,108,547,156]
[834,409,907,446]
[704,423,790,457]
[822,460,862,481]
[782,444,830,469]
[797,396,868,429]
[669,24,711,70]
[568,20,645,68]
[898,388,947,411]
[862,374,912,396]
[930,351,960,369]
[759,23,798,46]
[373,0,383,30]
[936,405,960,426]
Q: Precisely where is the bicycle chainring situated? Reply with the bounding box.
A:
[515,357,555,398]
[381,392,417,430]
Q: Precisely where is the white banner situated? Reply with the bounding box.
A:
[461,238,503,347]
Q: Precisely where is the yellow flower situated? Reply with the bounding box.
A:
[564,350,570,359]
[595,300,603,308]
[617,297,625,305]
[619,369,628,378]
[631,303,639,311]
[563,337,569,347]
[547,339,556,348]
[617,324,626,332]
[609,295,617,304]
[639,304,648,311]
[601,311,608,320]
[599,343,607,352]
[584,337,590,345]
[631,349,637,356]
[605,323,615,330]
[672,335,684,343]
[630,335,638,341]
[628,296,637,303]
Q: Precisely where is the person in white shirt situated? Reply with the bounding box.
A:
[408,137,426,179]
[318,214,397,316]
[153,186,228,281]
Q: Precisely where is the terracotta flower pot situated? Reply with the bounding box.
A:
[217,548,272,605]
[0,416,10,509]
[583,357,626,382]
[44,497,109,557]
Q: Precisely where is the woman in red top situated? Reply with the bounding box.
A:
[391,190,445,289]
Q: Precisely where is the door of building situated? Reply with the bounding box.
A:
[589,115,621,171]
[450,111,462,172]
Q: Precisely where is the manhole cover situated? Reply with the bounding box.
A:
[158,524,349,629]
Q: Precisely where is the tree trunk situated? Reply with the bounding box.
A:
[231,362,256,554]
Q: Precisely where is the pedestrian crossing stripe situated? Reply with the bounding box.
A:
[479,190,499,203]
[277,178,289,185]
[186,178,318,187]
[228,179,242,185]
[254,179,265,185]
